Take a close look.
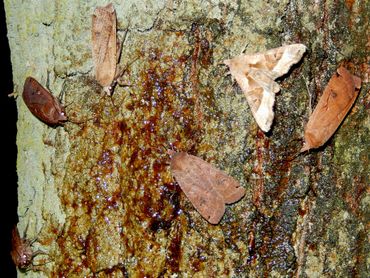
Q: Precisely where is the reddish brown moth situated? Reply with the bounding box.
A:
[22,77,67,125]
[11,226,45,272]
[92,3,117,95]
[169,151,245,224]
[301,67,362,152]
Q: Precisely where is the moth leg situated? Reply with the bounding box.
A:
[8,91,18,98]
[115,56,139,86]
[27,254,51,272]
[104,57,137,96]
[26,216,45,245]
[302,75,313,115]
[116,25,130,64]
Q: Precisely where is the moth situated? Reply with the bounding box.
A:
[11,226,45,272]
[224,44,307,132]
[91,3,119,95]
[169,151,245,224]
[301,67,361,152]
[22,77,67,126]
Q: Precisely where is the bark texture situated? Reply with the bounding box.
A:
[6,0,369,277]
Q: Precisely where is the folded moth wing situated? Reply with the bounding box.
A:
[170,152,245,224]
[301,67,361,152]
[224,44,306,132]
[22,77,67,126]
[196,158,246,204]
[92,3,117,89]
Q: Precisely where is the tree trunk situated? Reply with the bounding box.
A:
[6,0,369,277]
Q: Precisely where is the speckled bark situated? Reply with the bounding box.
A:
[6,0,369,277]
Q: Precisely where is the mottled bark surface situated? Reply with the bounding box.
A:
[6,0,369,277]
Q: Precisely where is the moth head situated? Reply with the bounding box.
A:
[55,105,68,123]
[291,44,307,57]
[224,56,253,75]
[16,247,34,270]
[10,227,34,270]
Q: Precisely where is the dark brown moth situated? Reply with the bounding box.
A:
[301,67,362,152]
[169,151,245,224]
[92,3,118,95]
[10,226,45,272]
[22,77,67,125]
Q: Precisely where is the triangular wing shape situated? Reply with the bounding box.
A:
[170,152,245,224]
[224,44,306,132]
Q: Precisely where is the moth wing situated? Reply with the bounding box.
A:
[247,69,280,131]
[92,3,117,87]
[170,153,226,224]
[224,44,306,132]
[171,153,245,223]
[301,67,361,152]
[11,227,21,248]
[266,44,307,78]
[178,173,226,224]
[190,157,245,204]
[22,77,67,125]
[172,168,225,224]
[10,227,22,263]
[208,168,245,204]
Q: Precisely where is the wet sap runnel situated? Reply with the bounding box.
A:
[53,38,213,275]
[52,30,309,276]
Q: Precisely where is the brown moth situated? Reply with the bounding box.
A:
[22,77,67,125]
[169,151,245,224]
[301,67,361,152]
[92,3,118,95]
[11,226,45,272]
[224,44,306,132]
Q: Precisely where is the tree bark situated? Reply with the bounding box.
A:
[6,0,369,277]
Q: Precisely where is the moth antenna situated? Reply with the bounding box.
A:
[57,79,68,102]
[63,99,75,109]
[68,115,97,126]
[103,55,138,97]
[22,219,30,239]
[116,24,130,64]
[240,43,249,54]
[45,70,51,91]
[61,84,77,109]
[45,71,60,99]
